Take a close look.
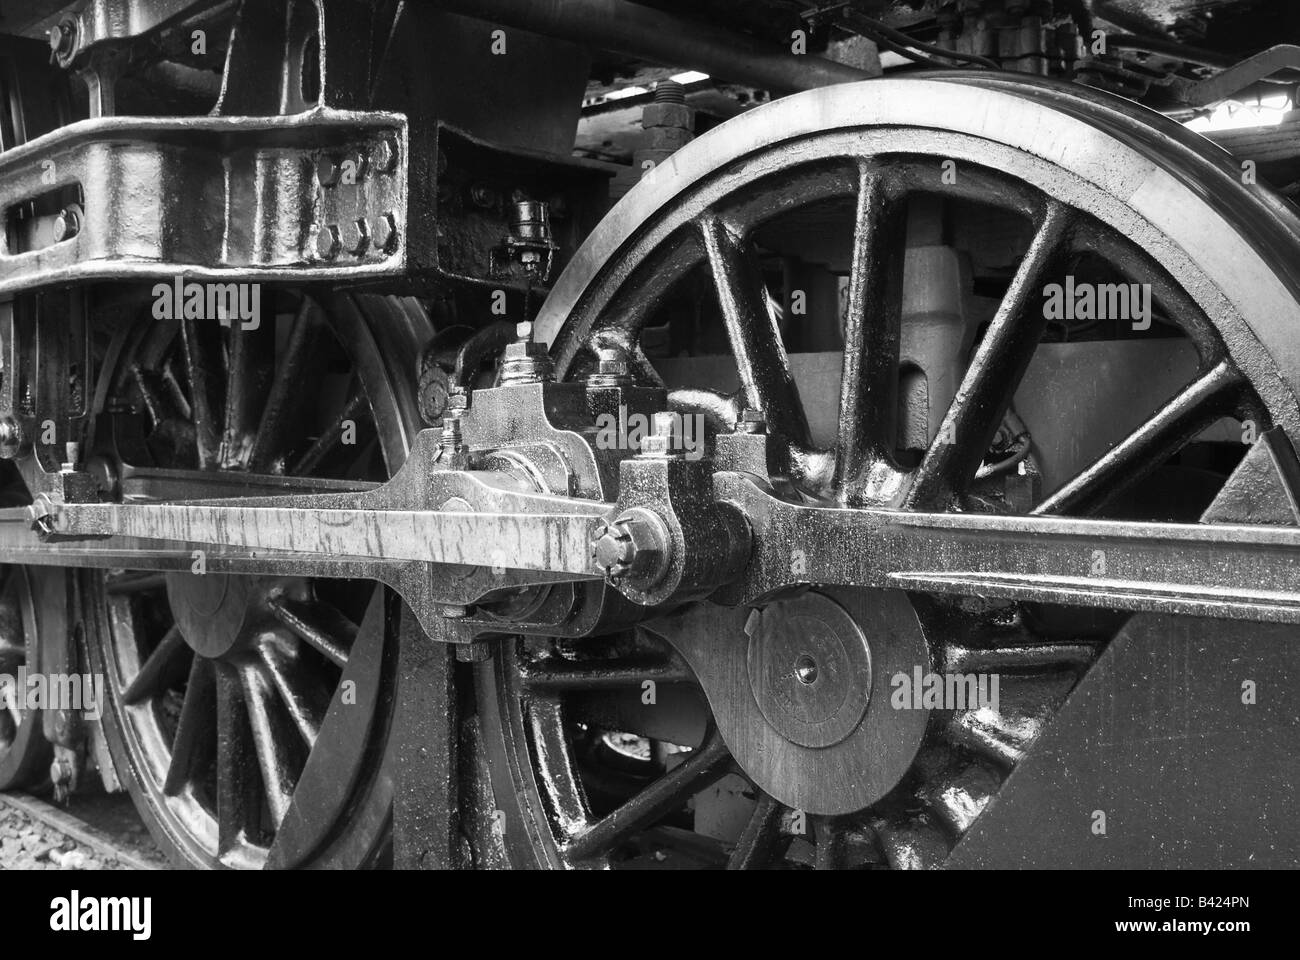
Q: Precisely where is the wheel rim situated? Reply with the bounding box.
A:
[87,292,429,868]
[475,77,1300,868]
[0,566,51,790]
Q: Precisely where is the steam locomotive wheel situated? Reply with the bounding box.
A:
[472,77,1300,868]
[0,566,54,791]
[85,293,431,868]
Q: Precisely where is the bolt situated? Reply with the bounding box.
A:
[590,509,670,585]
[48,20,75,58]
[735,407,767,434]
[499,321,554,384]
[373,136,400,175]
[372,212,399,254]
[0,416,23,457]
[585,344,631,386]
[470,184,496,209]
[440,604,469,619]
[591,521,634,578]
[454,641,493,663]
[795,654,819,685]
[654,79,687,104]
[346,218,371,257]
[315,224,341,261]
[61,441,80,473]
[440,413,464,452]
[418,363,450,426]
[317,153,342,188]
[53,208,80,242]
[639,411,683,458]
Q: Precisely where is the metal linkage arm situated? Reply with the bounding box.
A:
[32,499,605,576]
[719,474,1300,624]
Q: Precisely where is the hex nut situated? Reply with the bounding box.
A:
[642,102,694,131]
[343,218,371,257]
[372,212,399,254]
[644,126,693,151]
[315,224,341,261]
[373,136,400,174]
[317,154,342,187]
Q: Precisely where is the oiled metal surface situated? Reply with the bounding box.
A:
[947,614,1300,868]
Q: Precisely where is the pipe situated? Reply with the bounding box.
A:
[429,0,875,92]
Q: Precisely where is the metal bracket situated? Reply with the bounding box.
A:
[0,110,408,295]
[1185,44,1300,107]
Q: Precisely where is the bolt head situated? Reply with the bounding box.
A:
[372,212,399,254]
[418,364,450,425]
[48,20,75,57]
[345,218,371,257]
[590,510,670,585]
[516,321,533,341]
[736,407,767,434]
[315,224,341,261]
[373,136,400,174]
[317,153,341,187]
[591,524,634,577]
[53,208,80,242]
[642,101,694,131]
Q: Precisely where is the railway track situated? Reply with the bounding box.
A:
[0,791,167,871]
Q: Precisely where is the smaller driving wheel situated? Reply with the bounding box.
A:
[0,565,54,791]
[84,291,430,868]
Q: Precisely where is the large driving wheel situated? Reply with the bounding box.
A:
[468,76,1300,868]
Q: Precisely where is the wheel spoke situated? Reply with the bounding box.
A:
[726,791,783,870]
[565,727,731,861]
[220,314,274,469]
[835,162,907,491]
[164,655,216,796]
[1034,360,1243,516]
[250,299,320,472]
[266,595,355,668]
[215,663,259,853]
[122,625,192,705]
[180,317,226,471]
[258,639,330,747]
[132,365,188,428]
[698,212,810,449]
[909,201,1075,506]
[237,657,303,830]
[289,390,369,477]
